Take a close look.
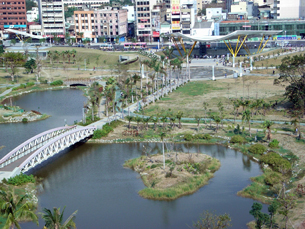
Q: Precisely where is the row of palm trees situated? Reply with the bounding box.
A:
[47,50,77,66]
[125,110,184,131]
[0,189,77,229]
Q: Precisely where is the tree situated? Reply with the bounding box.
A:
[212,115,221,133]
[26,0,37,11]
[10,39,16,46]
[176,111,183,129]
[41,206,77,229]
[135,117,142,131]
[267,200,280,229]
[3,52,25,81]
[126,116,133,129]
[275,54,305,116]
[152,116,158,131]
[195,115,201,132]
[249,202,269,229]
[160,132,166,169]
[193,210,232,229]
[35,45,43,82]
[203,102,209,125]
[278,193,296,229]
[143,117,150,130]
[24,58,36,74]
[263,120,274,141]
[242,109,252,137]
[0,189,38,229]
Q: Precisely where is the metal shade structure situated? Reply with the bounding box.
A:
[167,30,283,60]
[4,28,44,40]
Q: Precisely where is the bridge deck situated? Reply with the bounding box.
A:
[0,150,38,172]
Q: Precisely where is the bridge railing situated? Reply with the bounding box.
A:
[19,126,96,173]
[0,126,76,169]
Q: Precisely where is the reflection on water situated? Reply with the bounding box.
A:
[23,142,265,229]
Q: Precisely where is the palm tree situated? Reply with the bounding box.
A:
[61,51,65,65]
[41,206,77,229]
[152,116,158,131]
[203,102,209,125]
[0,189,38,229]
[71,49,77,64]
[161,115,167,129]
[232,99,240,124]
[126,116,133,129]
[170,115,176,129]
[195,115,201,132]
[135,117,142,131]
[160,132,166,169]
[176,111,183,129]
[65,50,72,64]
[242,109,252,137]
[143,117,150,130]
[212,115,221,133]
[263,120,274,141]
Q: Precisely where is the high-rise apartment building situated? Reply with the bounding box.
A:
[74,10,95,40]
[38,0,65,37]
[63,0,109,9]
[0,0,27,33]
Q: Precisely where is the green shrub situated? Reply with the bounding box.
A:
[22,118,28,123]
[230,135,246,144]
[184,133,194,141]
[248,144,267,155]
[4,173,36,186]
[50,80,63,86]
[269,139,279,148]
[264,170,283,186]
[260,152,291,172]
[194,134,204,139]
[203,133,212,140]
[26,82,35,87]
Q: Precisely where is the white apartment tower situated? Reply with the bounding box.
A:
[38,0,65,37]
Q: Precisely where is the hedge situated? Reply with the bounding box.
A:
[248,144,267,155]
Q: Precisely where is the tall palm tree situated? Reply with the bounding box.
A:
[242,109,252,137]
[64,50,72,64]
[143,117,150,130]
[263,120,274,141]
[70,49,77,64]
[0,189,38,229]
[160,132,166,169]
[41,206,77,229]
[232,99,240,123]
[161,115,167,129]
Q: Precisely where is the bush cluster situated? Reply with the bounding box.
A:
[3,173,36,186]
[268,139,279,148]
[260,152,291,172]
[12,82,35,91]
[184,133,212,141]
[248,144,267,155]
[264,170,283,186]
[50,80,63,86]
[92,121,122,139]
[230,135,246,144]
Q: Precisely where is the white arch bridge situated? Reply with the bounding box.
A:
[0,125,96,179]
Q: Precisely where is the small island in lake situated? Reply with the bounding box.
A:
[124,152,220,200]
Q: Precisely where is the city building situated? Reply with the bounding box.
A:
[135,0,157,42]
[27,7,39,22]
[277,0,305,19]
[74,10,95,41]
[38,0,65,38]
[122,5,136,38]
[63,0,109,9]
[151,1,166,40]
[206,7,225,20]
[0,0,27,36]
[171,0,181,33]
[94,6,128,42]
[218,19,305,38]
[180,0,196,34]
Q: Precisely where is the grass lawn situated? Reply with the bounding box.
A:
[143,76,291,121]
[46,47,145,70]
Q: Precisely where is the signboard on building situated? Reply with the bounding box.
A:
[242,25,251,28]
[275,35,299,40]
[4,25,27,28]
[171,0,180,14]
[138,25,145,29]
